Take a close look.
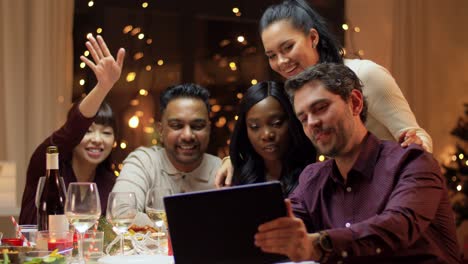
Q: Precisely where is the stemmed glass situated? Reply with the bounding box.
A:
[106,192,137,255]
[65,182,101,264]
[145,187,173,254]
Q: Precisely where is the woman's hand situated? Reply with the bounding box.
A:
[80,35,125,92]
[399,129,424,149]
[215,157,234,188]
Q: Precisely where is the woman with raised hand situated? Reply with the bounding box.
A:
[230,81,315,195]
[19,35,125,224]
[215,0,432,187]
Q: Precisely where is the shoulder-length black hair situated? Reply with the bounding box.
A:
[259,0,343,64]
[230,81,316,195]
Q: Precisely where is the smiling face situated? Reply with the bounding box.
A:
[159,97,211,172]
[293,81,357,157]
[73,122,115,166]
[246,96,289,162]
[261,19,320,79]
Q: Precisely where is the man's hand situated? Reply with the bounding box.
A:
[80,35,125,92]
[254,200,321,262]
[214,157,234,188]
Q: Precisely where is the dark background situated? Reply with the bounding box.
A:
[73,0,344,170]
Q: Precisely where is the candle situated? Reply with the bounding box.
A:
[48,238,73,251]
[1,238,23,246]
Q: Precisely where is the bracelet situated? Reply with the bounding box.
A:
[222,156,231,163]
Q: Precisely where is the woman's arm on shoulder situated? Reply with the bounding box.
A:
[355,60,432,152]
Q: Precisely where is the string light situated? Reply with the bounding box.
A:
[149,118,155,123]
[157,59,164,66]
[128,116,139,128]
[342,24,349,30]
[144,127,154,133]
[139,89,149,96]
[84,51,90,57]
[126,72,136,82]
[232,7,239,14]
[457,184,463,191]
[152,139,158,145]
[130,27,141,36]
[229,62,237,71]
[142,2,149,8]
[459,153,464,159]
[146,39,153,45]
[113,142,117,148]
[130,99,139,106]
[354,27,360,32]
[80,62,86,68]
[211,105,222,113]
[118,163,123,170]
[215,117,227,128]
[135,111,144,117]
[96,28,103,34]
[133,52,144,60]
[318,155,326,162]
[123,25,133,34]
[88,1,94,7]
[138,33,145,40]
[251,79,258,85]
[234,115,238,121]
[79,79,85,86]
[452,155,457,161]
[236,93,243,99]
[145,65,152,71]
[114,171,120,176]
[237,36,245,43]
[120,141,127,149]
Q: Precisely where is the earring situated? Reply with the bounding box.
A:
[312,42,317,49]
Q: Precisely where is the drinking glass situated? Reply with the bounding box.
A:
[64,182,101,264]
[145,187,173,254]
[106,192,137,255]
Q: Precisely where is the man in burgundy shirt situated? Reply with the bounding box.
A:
[254,63,460,263]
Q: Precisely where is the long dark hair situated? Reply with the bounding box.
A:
[230,81,316,195]
[259,0,343,64]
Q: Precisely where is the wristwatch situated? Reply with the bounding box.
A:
[314,231,333,263]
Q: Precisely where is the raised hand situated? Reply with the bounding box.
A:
[80,35,125,92]
[399,129,424,150]
[214,157,234,188]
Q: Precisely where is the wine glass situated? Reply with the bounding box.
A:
[145,187,173,254]
[106,192,137,255]
[65,182,101,264]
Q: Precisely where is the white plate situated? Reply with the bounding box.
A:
[98,255,174,264]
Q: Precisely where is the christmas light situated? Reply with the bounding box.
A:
[123,25,133,34]
[139,89,148,96]
[251,79,258,85]
[80,62,86,68]
[232,7,239,14]
[211,105,222,113]
[126,72,136,82]
[130,99,139,106]
[130,27,141,36]
[144,127,154,133]
[149,118,155,123]
[133,52,144,60]
[459,153,464,159]
[84,51,90,57]
[120,141,127,149]
[457,184,462,191]
[135,111,144,117]
[157,59,164,66]
[113,142,117,148]
[236,93,243,99]
[216,117,227,128]
[88,1,94,7]
[129,116,140,128]
[237,36,245,43]
[152,139,158,145]
[114,171,120,176]
[318,155,326,162]
[118,164,123,170]
[234,115,238,121]
[145,65,152,71]
[146,39,153,45]
[142,2,149,8]
[138,33,145,40]
[96,28,103,34]
[79,79,85,86]
[342,24,349,30]
[354,27,360,32]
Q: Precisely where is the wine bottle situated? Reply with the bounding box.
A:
[37,146,68,231]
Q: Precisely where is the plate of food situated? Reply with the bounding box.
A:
[98,255,174,264]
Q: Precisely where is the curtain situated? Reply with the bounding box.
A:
[0,0,74,209]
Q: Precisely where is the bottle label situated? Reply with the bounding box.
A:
[49,215,69,232]
[46,153,59,170]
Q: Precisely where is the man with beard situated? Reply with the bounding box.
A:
[254,63,460,263]
[112,83,221,211]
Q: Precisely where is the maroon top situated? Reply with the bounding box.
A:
[19,103,115,225]
[290,133,460,263]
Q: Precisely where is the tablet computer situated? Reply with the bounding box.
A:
[164,181,288,264]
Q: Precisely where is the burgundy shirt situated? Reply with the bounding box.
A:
[290,133,460,263]
[19,103,115,225]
